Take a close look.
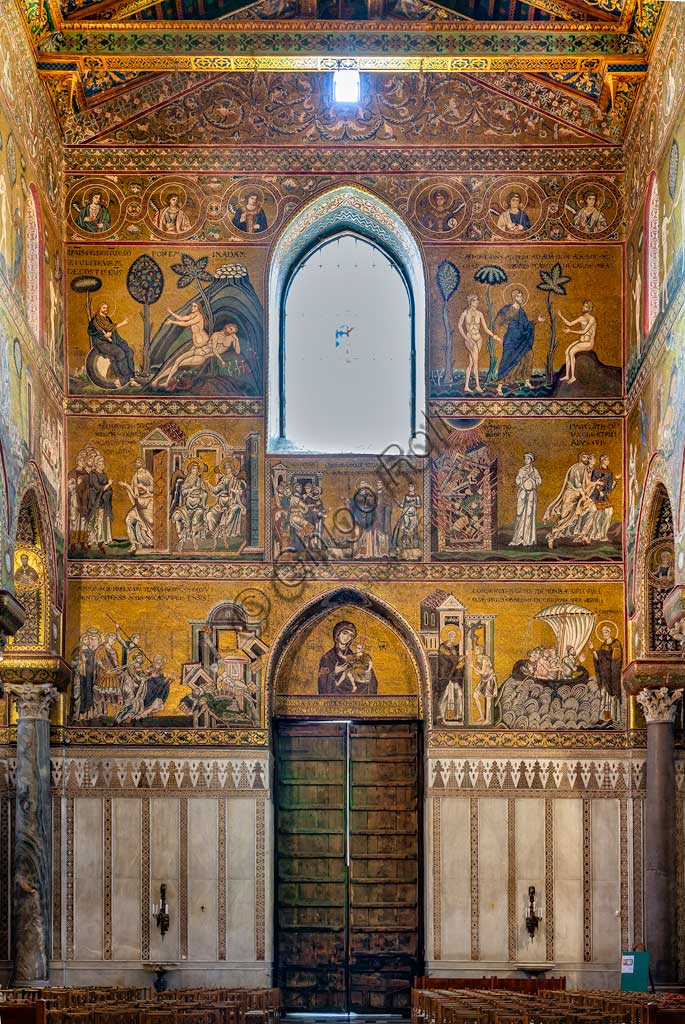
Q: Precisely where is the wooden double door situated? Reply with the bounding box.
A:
[275,720,422,1013]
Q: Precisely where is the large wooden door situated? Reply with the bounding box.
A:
[275,720,422,1013]
[348,723,421,1013]
[275,722,348,1011]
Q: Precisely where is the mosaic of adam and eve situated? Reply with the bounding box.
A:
[66,234,620,401]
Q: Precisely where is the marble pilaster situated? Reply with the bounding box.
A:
[636,686,683,984]
[7,683,58,986]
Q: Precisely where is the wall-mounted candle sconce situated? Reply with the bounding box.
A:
[152,884,170,939]
[525,885,541,939]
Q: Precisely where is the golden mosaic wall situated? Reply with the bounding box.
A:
[56,62,637,740]
[0,0,64,623]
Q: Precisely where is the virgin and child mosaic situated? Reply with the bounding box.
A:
[67,247,265,397]
[274,604,420,718]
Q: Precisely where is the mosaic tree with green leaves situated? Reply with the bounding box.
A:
[437,259,460,382]
[126,255,164,377]
[537,262,571,385]
[473,264,508,383]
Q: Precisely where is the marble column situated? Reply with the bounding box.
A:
[637,685,683,985]
[6,683,58,986]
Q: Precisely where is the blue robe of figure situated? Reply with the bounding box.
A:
[495,304,537,381]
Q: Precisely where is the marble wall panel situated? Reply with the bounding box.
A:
[112,797,141,961]
[73,798,103,961]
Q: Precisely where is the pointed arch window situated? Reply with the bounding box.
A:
[268,187,426,455]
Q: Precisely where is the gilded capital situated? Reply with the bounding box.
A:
[636,686,683,725]
[6,683,59,721]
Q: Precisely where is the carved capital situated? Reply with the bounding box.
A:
[6,684,58,721]
[636,686,683,725]
[0,590,26,653]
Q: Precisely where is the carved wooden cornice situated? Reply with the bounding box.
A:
[0,655,72,692]
[623,659,685,697]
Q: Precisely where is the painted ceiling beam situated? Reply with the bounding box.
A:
[35,21,646,74]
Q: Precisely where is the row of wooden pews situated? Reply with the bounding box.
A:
[0,986,279,1024]
[413,983,685,1024]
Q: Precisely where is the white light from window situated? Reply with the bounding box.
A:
[333,68,360,103]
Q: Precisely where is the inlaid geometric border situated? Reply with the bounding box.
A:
[507,798,516,962]
[582,798,592,963]
[67,560,624,583]
[141,798,150,961]
[52,795,62,961]
[432,797,441,961]
[103,796,112,961]
[218,799,227,962]
[255,799,265,961]
[633,798,643,945]
[429,756,646,794]
[65,147,626,176]
[66,797,74,962]
[620,796,629,953]
[470,797,479,962]
[431,399,625,418]
[66,398,264,417]
[180,797,189,961]
[545,798,554,962]
[0,797,8,961]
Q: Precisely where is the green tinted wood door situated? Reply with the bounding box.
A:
[349,722,421,1013]
[275,722,348,1011]
[275,720,422,1013]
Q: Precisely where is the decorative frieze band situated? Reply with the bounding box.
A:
[0,756,270,794]
[68,560,624,583]
[429,757,646,794]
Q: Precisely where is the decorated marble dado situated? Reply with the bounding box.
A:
[428,754,646,793]
[0,752,270,793]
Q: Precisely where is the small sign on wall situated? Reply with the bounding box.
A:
[620,951,650,992]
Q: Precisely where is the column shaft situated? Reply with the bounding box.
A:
[7,684,57,986]
[645,719,676,983]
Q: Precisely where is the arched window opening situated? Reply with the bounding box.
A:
[26,186,43,342]
[282,233,413,454]
[645,486,678,654]
[268,186,426,456]
[8,491,50,651]
[645,174,660,337]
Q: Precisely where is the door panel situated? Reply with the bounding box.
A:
[275,722,348,1011]
[275,720,422,1013]
[349,723,420,1013]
